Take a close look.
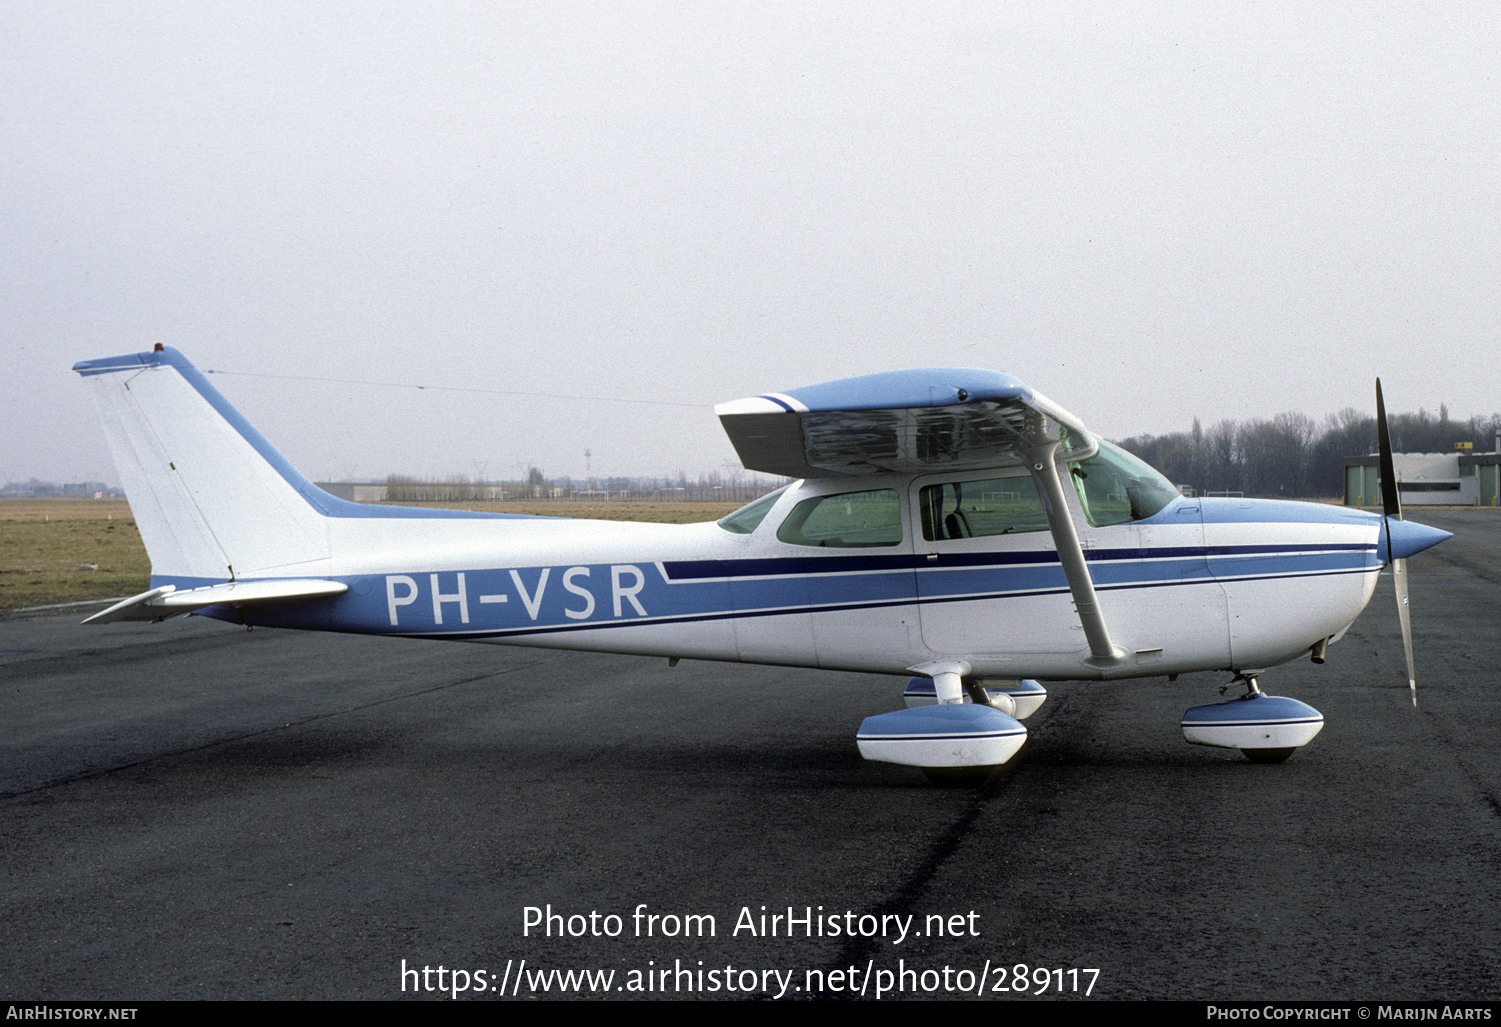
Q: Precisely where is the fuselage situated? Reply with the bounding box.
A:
[189,478,1386,682]
[76,346,1418,686]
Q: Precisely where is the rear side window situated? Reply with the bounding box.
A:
[776,489,902,548]
[717,485,789,535]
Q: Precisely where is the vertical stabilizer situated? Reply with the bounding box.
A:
[75,347,331,583]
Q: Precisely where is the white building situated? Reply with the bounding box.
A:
[1344,450,1501,507]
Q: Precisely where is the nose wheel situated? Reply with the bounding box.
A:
[1182,675,1324,762]
[919,765,1000,785]
[1241,747,1296,764]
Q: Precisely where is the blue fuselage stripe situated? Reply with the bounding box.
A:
[193,541,1379,640]
[662,543,1376,581]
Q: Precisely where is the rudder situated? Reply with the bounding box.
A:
[75,347,332,584]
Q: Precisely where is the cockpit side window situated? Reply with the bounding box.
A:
[919,475,1049,541]
[776,489,902,548]
[1068,440,1180,527]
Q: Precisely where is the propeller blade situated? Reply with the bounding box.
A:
[1392,557,1417,706]
[1376,378,1402,528]
[1376,378,1417,705]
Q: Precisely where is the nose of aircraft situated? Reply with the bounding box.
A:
[1380,518,1453,562]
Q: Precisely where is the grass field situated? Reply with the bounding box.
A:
[0,500,149,612]
[0,498,742,612]
[390,500,743,523]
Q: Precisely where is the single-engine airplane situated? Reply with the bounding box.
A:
[75,346,1451,779]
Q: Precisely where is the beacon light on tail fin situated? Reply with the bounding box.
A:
[76,348,1452,781]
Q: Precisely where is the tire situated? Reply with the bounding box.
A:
[1241,747,1295,764]
[921,766,996,785]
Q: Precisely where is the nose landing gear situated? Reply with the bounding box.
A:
[1181,675,1324,763]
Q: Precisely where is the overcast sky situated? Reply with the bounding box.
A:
[5,2,1499,487]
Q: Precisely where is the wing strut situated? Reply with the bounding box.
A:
[1028,441,1126,668]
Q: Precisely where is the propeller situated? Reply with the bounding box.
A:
[1375,379,1418,706]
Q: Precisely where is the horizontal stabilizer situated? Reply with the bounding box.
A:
[83,579,348,624]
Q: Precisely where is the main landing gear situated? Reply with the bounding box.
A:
[857,665,1325,781]
[855,662,1047,782]
[1181,675,1324,763]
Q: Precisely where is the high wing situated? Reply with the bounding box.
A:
[719,366,1123,668]
[714,367,1098,479]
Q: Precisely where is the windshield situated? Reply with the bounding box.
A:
[1069,440,1180,527]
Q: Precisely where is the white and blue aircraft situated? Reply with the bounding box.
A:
[75,346,1451,779]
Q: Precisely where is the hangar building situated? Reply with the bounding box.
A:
[1344,448,1501,507]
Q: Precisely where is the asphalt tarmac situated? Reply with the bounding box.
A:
[2,508,1497,1002]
